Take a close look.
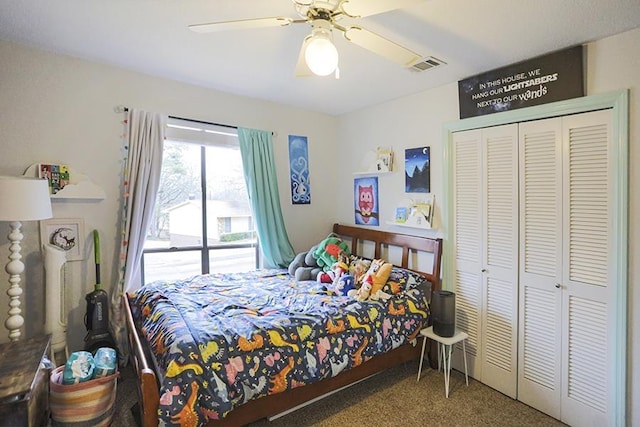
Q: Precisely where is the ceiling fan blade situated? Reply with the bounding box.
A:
[189,17,294,33]
[339,0,424,18]
[344,26,421,67]
[295,36,313,77]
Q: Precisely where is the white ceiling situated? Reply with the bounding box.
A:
[1,0,640,116]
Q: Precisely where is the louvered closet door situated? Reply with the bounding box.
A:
[451,129,484,379]
[480,124,519,398]
[518,110,614,424]
[560,110,613,427]
[451,125,518,397]
[518,117,563,418]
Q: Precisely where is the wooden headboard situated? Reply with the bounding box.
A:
[332,223,442,292]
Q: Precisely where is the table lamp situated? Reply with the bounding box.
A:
[0,176,52,341]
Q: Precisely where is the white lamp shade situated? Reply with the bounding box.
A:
[0,176,53,221]
[305,35,339,76]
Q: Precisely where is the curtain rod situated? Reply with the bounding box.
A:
[114,105,276,135]
[115,105,237,130]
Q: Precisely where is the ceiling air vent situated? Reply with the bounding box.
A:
[409,56,446,72]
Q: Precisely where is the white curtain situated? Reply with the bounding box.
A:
[110,109,165,362]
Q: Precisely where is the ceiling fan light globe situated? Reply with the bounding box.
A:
[305,37,339,76]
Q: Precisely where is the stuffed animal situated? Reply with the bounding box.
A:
[362,259,393,296]
[348,256,371,285]
[334,274,356,296]
[288,248,322,281]
[313,235,351,271]
[317,257,349,284]
[354,282,372,301]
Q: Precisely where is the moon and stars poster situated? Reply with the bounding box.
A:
[405,146,430,193]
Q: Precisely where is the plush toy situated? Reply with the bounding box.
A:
[304,249,318,268]
[288,248,322,281]
[348,256,371,285]
[313,235,351,271]
[318,257,349,284]
[362,259,393,296]
[288,252,306,276]
[354,282,372,301]
[334,274,356,296]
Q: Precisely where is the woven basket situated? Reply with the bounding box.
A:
[49,365,119,427]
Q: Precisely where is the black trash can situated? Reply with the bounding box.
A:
[432,290,455,337]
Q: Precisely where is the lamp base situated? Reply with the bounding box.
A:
[5,221,25,341]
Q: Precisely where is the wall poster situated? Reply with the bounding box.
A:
[288,135,311,204]
[40,218,85,261]
[354,176,379,226]
[405,146,430,193]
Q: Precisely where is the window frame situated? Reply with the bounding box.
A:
[140,118,260,284]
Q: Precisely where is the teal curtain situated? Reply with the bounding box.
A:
[238,127,295,268]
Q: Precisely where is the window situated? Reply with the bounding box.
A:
[141,118,259,284]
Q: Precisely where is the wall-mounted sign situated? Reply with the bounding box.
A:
[458,46,584,119]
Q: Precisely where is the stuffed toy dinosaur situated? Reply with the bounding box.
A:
[312,235,351,271]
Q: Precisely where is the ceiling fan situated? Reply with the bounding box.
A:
[189,0,427,77]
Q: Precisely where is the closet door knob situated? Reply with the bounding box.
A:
[481,269,487,273]
[555,283,561,289]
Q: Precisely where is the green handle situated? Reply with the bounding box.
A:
[93,230,102,289]
[93,230,101,265]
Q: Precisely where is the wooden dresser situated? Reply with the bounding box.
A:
[0,335,52,427]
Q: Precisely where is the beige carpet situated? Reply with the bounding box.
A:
[112,360,565,426]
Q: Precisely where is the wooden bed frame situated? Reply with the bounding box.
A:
[123,223,443,427]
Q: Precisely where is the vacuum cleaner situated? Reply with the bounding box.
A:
[84,230,116,354]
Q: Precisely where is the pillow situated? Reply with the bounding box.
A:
[312,234,351,271]
[383,267,429,295]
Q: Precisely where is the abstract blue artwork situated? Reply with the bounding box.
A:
[288,135,311,204]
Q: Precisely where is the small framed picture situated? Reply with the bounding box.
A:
[40,218,85,261]
[395,207,408,223]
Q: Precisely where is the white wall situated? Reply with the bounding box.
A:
[337,27,640,425]
[335,83,457,236]
[0,39,339,351]
[585,28,640,427]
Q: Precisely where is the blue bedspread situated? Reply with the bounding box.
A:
[129,267,430,426]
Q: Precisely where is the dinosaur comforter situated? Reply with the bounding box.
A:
[128,267,431,426]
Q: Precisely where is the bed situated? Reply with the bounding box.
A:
[124,223,443,427]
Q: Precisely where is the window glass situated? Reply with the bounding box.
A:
[141,119,258,284]
[142,250,202,284]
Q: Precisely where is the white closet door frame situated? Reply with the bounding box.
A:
[443,90,628,426]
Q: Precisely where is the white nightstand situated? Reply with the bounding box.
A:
[416,326,469,398]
